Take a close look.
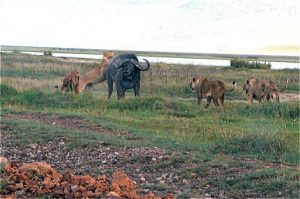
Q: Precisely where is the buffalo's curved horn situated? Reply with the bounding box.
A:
[114,58,131,69]
[130,59,151,71]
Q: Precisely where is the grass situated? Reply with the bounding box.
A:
[1,84,299,164]
[208,168,300,198]
[1,53,299,198]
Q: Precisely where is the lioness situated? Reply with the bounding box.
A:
[61,70,80,94]
[77,51,114,93]
[190,77,236,107]
[242,79,283,104]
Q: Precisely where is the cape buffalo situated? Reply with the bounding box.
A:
[105,53,151,99]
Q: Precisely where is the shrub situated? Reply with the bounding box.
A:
[230,58,271,69]
[43,51,52,56]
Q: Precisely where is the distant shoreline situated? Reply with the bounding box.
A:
[1,45,299,63]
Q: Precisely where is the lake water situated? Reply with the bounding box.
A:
[3,51,299,69]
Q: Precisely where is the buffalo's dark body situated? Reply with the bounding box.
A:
[105,53,150,99]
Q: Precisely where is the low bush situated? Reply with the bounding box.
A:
[230,58,271,69]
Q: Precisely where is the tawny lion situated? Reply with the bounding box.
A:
[190,77,236,107]
[242,79,287,104]
[61,70,80,94]
[77,51,114,93]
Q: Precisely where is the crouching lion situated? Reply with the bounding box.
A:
[190,77,236,107]
[242,79,286,104]
[61,70,80,94]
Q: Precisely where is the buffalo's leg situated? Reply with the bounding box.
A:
[116,84,125,100]
[134,83,140,97]
[107,77,114,100]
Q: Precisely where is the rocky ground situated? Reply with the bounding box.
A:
[1,112,297,198]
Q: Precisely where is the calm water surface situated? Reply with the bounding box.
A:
[6,51,299,69]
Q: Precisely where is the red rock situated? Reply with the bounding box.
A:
[0,159,173,199]
[79,185,87,193]
[0,195,15,199]
[18,162,62,181]
[0,156,10,171]
[110,171,139,199]
[143,192,162,199]
[95,175,109,193]
[106,191,122,198]
[62,171,96,187]
[163,193,175,199]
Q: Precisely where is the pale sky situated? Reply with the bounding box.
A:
[0,0,299,54]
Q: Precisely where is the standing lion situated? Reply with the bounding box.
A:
[190,77,236,107]
[242,79,285,104]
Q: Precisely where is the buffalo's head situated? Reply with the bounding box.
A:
[122,61,137,80]
[112,54,151,72]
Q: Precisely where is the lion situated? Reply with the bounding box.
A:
[77,51,114,93]
[242,79,285,104]
[190,77,236,107]
[61,70,80,94]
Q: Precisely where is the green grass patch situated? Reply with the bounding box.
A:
[208,168,300,198]
[237,102,300,119]
[2,86,298,164]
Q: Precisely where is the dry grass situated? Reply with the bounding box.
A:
[1,77,61,91]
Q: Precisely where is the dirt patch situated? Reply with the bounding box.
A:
[4,113,134,139]
[280,92,300,102]
[1,112,298,198]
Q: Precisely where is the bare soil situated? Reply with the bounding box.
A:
[280,92,300,102]
[1,112,298,198]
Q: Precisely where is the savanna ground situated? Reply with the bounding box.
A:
[0,52,299,198]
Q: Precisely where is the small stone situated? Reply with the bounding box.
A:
[152,157,156,161]
[15,189,25,197]
[28,143,38,149]
[140,176,146,182]
[58,141,65,146]
[29,153,35,158]
[71,185,79,192]
[156,177,162,181]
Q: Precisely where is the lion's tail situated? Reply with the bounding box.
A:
[226,81,237,92]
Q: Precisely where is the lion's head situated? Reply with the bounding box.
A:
[242,80,251,94]
[190,77,206,91]
[103,51,114,61]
